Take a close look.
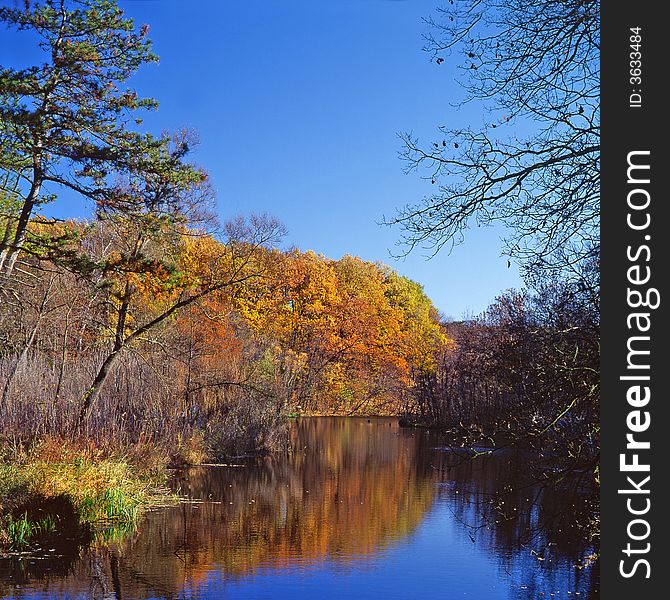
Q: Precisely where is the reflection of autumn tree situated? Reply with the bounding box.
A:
[0,420,598,600]
[118,419,436,587]
[419,443,598,597]
[2,419,436,598]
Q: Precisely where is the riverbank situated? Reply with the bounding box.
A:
[0,410,290,553]
[0,437,174,552]
[1,417,600,599]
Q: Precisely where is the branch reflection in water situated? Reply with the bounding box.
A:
[0,417,599,599]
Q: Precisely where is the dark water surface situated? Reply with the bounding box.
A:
[1,417,598,599]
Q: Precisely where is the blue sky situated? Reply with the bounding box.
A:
[1,0,524,317]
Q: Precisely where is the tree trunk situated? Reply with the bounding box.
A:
[76,272,254,428]
[0,215,16,268]
[0,165,42,277]
[0,321,41,411]
[77,286,132,429]
[77,348,124,430]
[54,306,72,403]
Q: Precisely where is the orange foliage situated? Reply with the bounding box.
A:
[105,227,450,416]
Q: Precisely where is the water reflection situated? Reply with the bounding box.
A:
[0,417,598,599]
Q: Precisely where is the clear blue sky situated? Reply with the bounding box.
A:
[1,0,524,318]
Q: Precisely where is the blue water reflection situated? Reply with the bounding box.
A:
[0,417,598,599]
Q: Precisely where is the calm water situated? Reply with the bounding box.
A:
[0,417,599,599]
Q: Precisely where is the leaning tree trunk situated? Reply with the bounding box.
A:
[0,319,41,412]
[0,161,43,277]
[77,284,132,429]
[77,348,124,430]
[76,274,248,429]
[0,216,16,266]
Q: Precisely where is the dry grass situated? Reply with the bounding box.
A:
[0,345,288,548]
[0,351,287,458]
[0,436,173,550]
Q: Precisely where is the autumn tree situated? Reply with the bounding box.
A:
[0,0,166,279]
[417,282,599,484]
[332,257,443,412]
[233,250,447,415]
[382,268,447,376]
[76,207,285,427]
[388,0,599,292]
[234,249,342,410]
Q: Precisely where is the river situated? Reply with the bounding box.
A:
[0,417,599,599]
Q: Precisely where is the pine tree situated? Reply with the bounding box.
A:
[0,0,165,278]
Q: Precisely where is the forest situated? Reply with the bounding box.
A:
[0,0,599,572]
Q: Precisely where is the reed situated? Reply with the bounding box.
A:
[0,350,286,459]
[4,512,33,549]
[0,439,173,550]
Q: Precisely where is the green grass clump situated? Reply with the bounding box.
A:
[4,512,33,549]
[0,440,174,550]
[27,457,151,525]
[3,512,58,549]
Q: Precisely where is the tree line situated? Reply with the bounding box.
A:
[0,213,447,454]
